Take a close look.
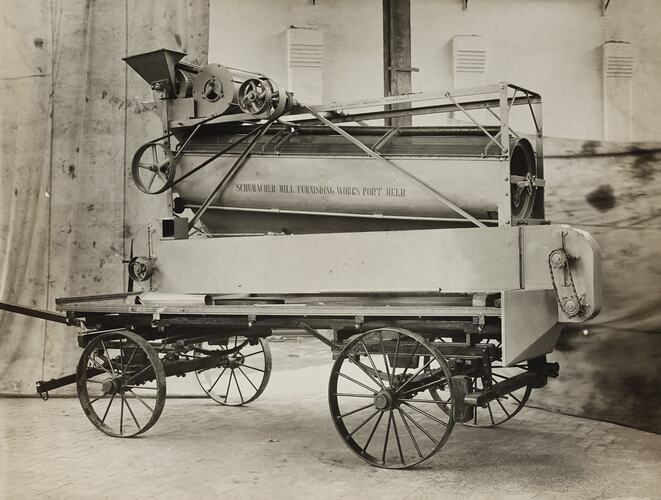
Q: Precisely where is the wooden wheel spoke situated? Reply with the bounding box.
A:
[128,389,154,414]
[399,377,445,396]
[487,402,495,426]
[347,356,384,391]
[124,397,141,430]
[120,394,125,435]
[391,333,401,386]
[121,345,139,377]
[89,356,113,377]
[396,358,435,395]
[241,350,264,359]
[400,342,419,380]
[390,410,405,465]
[398,408,422,458]
[401,402,448,427]
[237,366,259,393]
[334,393,375,398]
[101,393,115,422]
[363,410,384,452]
[224,370,234,401]
[89,393,108,405]
[509,393,523,405]
[337,370,378,394]
[399,407,439,445]
[359,340,386,390]
[348,409,380,438]
[381,408,392,464]
[101,340,116,374]
[233,370,245,404]
[208,367,227,393]
[495,397,511,417]
[241,364,264,373]
[378,332,392,387]
[126,365,152,384]
[339,402,373,419]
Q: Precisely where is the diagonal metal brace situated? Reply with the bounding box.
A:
[304,106,486,228]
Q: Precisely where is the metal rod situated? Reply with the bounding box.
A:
[184,203,497,225]
[187,121,276,229]
[304,106,487,228]
[170,124,267,189]
[444,92,504,154]
[295,321,341,350]
[293,96,536,125]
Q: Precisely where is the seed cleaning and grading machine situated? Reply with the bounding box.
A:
[1,49,600,468]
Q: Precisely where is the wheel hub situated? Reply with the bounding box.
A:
[374,389,397,410]
[227,354,245,369]
[101,378,121,396]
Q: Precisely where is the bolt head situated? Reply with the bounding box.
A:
[563,297,579,315]
[550,250,567,268]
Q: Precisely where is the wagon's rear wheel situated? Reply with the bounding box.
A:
[463,361,532,428]
[329,328,455,469]
[77,330,166,437]
[195,336,272,406]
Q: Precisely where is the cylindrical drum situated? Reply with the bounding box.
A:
[172,125,541,234]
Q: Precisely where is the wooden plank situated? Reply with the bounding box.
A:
[57,303,502,318]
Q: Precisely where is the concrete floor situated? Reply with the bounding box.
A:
[1,339,660,500]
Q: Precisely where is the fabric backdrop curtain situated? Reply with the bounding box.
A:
[0,0,209,393]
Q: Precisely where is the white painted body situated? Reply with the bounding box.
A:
[151,225,600,365]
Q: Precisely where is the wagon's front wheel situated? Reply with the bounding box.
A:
[329,328,455,469]
[77,330,166,437]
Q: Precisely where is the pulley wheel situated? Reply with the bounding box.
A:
[131,142,176,195]
[238,78,278,115]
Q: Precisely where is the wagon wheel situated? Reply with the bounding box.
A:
[77,330,166,437]
[131,141,176,195]
[463,360,532,428]
[195,336,272,406]
[329,328,455,469]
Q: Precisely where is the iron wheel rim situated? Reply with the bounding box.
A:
[76,330,166,438]
[328,328,455,469]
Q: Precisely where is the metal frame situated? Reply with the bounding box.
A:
[164,83,543,231]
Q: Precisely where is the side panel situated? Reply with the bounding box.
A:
[153,227,520,294]
[502,289,563,366]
